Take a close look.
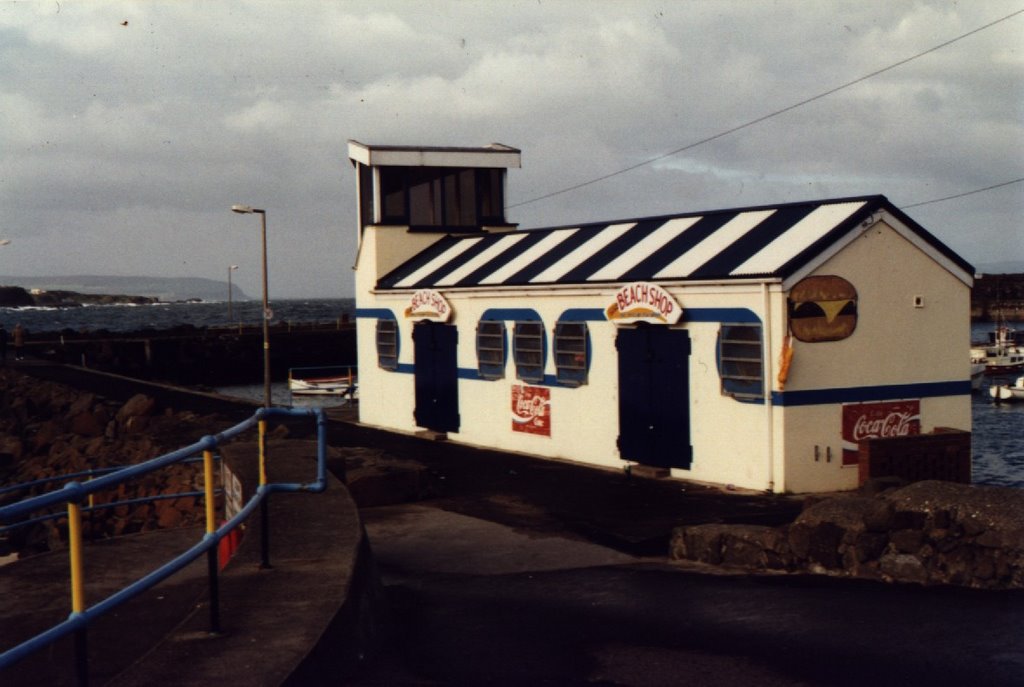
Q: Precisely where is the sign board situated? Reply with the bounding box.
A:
[221,463,244,520]
[404,289,452,322]
[511,384,551,436]
[841,400,920,466]
[605,282,682,325]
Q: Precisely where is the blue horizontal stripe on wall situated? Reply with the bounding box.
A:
[772,380,971,407]
[355,308,396,319]
[683,307,760,324]
[558,308,606,322]
[480,308,542,321]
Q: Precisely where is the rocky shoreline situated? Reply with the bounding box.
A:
[0,367,245,558]
[0,285,159,309]
[671,480,1024,589]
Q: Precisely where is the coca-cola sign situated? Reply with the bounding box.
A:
[842,400,920,466]
[511,384,551,437]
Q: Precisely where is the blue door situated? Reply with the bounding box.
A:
[616,325,692,469]
[413,321,460,433]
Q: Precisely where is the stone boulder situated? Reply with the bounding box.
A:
[116,394,156,423]
[671,481,1024,589]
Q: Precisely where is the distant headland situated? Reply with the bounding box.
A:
[0,276,250,306]
[0,286,159,308]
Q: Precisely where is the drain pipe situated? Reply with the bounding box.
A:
[762,282,776,493]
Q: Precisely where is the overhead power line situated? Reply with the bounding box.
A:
[508,8,1024,210]
[903,177,1024,209]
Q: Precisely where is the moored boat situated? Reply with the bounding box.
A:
[970,324,1024,375]
[288,365,358,398]
[990,376,1024,403]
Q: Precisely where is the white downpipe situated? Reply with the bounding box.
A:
[762,282,776,493]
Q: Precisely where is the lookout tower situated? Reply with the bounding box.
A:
[347,140,521,242]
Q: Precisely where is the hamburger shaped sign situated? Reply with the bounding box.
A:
[787,276,857,342]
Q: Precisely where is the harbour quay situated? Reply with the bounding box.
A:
[12,322,356,387]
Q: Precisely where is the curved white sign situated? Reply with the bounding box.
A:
[404,289,452,322]
[605,282,682,325]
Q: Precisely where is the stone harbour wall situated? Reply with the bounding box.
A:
[0,369,241,557]
[671,480,1024,589]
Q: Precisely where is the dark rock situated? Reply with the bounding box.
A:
[890,529,925,554]
[670,524,727,565]
[116,394,156,422]
[879,553,927,583]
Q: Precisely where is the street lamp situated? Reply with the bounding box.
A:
[227,264,239,320]
[230,204,271,409]
[231,204,273,570]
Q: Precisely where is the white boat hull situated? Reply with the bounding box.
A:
[990,376,1024,403]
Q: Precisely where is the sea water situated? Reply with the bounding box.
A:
[0,298,354,334]
[971,322,1024,487]
[1,302,1020,487]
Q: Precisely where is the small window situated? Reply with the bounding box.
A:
[513,321,545,383]
[554,322,588,386]
[719,324,763,399]
[476,320,506,379]
[376,319,398,370]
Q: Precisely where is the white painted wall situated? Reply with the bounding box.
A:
[779,220,972,493]
[354,219,972,494]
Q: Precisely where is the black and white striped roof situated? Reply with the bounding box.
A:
[377,195,973,290]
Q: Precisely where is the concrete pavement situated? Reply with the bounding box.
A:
[351,501,1024,687]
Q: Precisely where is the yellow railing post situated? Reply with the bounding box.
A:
[203,450,216,535]
[203,448,222,634]
[258,419,268,487]
[258,419,271,569]
[67,499,89,685]
[68,500,85,614]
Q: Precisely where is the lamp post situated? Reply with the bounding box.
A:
[227,264,239,320]
[231,204,273,569]
[230,205,271,409]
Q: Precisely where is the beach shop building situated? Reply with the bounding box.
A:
[348,141,974,493]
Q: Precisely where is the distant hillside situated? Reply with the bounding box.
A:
[0,276,250,303]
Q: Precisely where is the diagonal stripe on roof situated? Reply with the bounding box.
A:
[375,195,972,290]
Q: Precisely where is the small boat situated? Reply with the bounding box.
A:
[990,376,1024,403]
[970,324,1024,375]
[288,366,358,398]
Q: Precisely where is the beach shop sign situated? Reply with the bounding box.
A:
[404,289,452,322]
[606,282,682,325]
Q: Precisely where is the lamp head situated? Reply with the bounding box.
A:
[231,204,254,214]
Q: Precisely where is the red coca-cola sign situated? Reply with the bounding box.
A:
[841,400,920,466]
[511,384,551,437]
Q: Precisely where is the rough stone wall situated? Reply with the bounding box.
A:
[0,369,237,557]
[671,480,1024,589]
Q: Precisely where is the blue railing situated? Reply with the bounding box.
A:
[0,406,328,682]
[0,456,217,536]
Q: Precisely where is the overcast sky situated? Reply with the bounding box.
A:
[1,1,1021,299]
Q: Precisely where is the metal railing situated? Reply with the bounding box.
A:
[0,406,328,685]
[0,457,215,539]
